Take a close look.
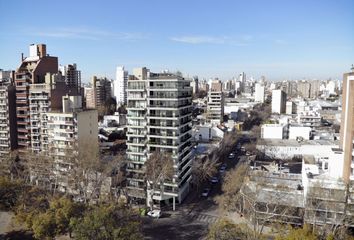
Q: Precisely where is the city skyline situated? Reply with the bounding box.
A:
[0,0,353,82]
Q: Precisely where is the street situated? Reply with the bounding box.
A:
[143,138,249,239]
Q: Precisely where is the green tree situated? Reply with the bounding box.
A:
[49,197,85,236]
[15,187,50,229]
[71,204,142,240]
[32,211,56,240]
[0,176,23,210]
[275,225,318,240]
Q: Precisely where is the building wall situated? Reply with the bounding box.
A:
[340,71,354,182]
[77,110,98,150]
[289,126,311,140]
[254,83,265,103]
[272,90,286,114]
[0,71,17,156]
[261,124,287,139]
[114,66,128,106]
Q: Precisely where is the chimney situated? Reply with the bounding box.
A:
[37,44,47,58]
[21,53,24,61]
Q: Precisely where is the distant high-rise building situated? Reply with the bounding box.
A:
[190,76,199,94]
[272,89,286,114]
[254,83,265,103]
[286,101,296,115]
[297,80,311,98]
[309,80,321,98]
[0,70,17,157]
[207,80,224,124]
[114,66,128,107]
[91,76,112,108]
[59,64,81,95]
[239,72,246,92]
[339,68,354,182]
[15,44,58,150]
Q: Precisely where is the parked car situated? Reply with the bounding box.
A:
[245,151,251,156]
[147,209,161,218]
[210,176,219,184]
[228,153,235,159]
[219,164,227,173]
[201,188,211,197]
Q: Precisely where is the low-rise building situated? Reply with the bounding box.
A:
[289,126,312,140]
[261,124,288,139]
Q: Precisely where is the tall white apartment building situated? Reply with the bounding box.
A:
[272,89,286,114]
[126,68,193,209]
[254,83,265,103]
[0,70,17,157]
[114,66,128,106]
[207,80,224,125]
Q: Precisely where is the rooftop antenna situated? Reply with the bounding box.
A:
[351,64,354,72]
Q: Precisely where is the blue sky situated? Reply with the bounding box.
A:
[0,0,353,82]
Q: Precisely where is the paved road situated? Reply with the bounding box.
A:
[143,140,250,239]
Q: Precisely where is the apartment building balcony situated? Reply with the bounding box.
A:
[126,149,146,156]
[0,134,8,140]
[126,105,146,110]
[16,99,28,105]
[0,128,8,133]
[178,141,192,154]
[127,114,146,119]
[126,130,147,137]
[126,167,145,174]
[126,158,146,165]
[18,134,29,140]
[16,85,28,91]
[17,106,29,111]
[17,120,30,125]
[0,100,8,106]
[0,142,9,147]
[127,139,148,146]
[17,127,29,133]
[148,140,179,149]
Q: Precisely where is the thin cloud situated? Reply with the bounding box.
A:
[274,39,288,45]
[170,35,252,46]
[25,27,148,41]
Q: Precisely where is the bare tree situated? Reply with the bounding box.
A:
[192,154,219,194]
[144,150,174,210]
[215,163,248,212]
[305,180,353,237]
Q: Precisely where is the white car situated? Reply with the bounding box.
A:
[147,209,161,218]
[228,153,235,159]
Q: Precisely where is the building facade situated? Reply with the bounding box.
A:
[126,69,193,208]
[340,69,354,182]
[207,80,224,124]
[271,89,286,114]
[0,70,17,157]
[254,83,265,103]
[59,64,81,95]
[15,44,58,151]
[114,66,128,107]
